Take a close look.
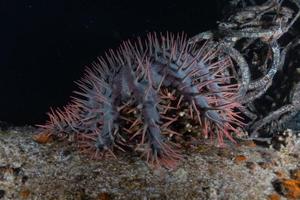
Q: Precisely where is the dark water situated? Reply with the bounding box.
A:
[0,0,222,125]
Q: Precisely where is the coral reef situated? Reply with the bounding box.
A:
[1,128,299,199]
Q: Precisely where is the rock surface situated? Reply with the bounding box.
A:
[0,127,299,200]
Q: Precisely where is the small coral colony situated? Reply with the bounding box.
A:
[36,0,300,168]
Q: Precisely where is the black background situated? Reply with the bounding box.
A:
[0,0,222,126]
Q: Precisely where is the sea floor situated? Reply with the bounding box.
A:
[0,126,299,200]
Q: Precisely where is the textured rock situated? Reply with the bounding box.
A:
[0,127,299,200]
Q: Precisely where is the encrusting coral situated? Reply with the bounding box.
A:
[35,33,244,169]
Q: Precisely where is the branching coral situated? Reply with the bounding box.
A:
[190,0,300,140]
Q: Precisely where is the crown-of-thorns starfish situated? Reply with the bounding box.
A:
[37,32,244,169]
